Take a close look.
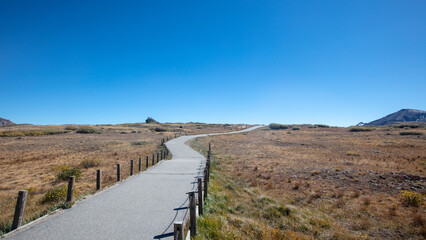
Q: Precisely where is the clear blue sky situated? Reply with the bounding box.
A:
[1,1,425,126]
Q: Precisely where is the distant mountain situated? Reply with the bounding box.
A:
[365,109,426,126]
[0,117,15,127]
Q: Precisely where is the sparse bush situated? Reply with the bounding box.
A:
[76,126,100,134]
[362,197,371,206]
[56,167,81,181]
[263,206,290,220]
[394,124,420,129]
[292,127,300,130]
[315,124,330,128]
[352,190,360,198]
[269,123,289,130]
[349,127,373,132]
[80,159,100,169]
[400,190,424,207]
[41,185,68,203]
[154,127,167,132]
[0,131,25,137]
[293,182,300,190]
[131,141,148,146]
[145,117,159,124]
[65,126,78,131]
[400,132,423,136]
[346,151,361,157]
[0,130,69,137]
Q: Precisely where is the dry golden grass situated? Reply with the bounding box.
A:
[192,125,426,239]
[0,122,244,235]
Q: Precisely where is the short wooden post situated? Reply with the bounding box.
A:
[206,161,210,182]
[157,153,160,163]
[96,169,101,190]
[209,142,211,154]
[139,157,142,172]
[117,164,121,181]
[11,190,28,230]
[198,178,203,215]
[67,176,75,202]
[189,191,196,237]
[204,169,208,200]
[152,154,155,165]
[174,222,184,240]
[162,138,164,146]
[130,160,134,176]
[146,155,149,168]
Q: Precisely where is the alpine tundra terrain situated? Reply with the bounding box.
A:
[191,124,426,239]
[0,121,247,235]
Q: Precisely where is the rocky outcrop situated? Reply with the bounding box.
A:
[0,117,15,127]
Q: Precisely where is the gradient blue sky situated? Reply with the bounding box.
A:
[1,1,425,126]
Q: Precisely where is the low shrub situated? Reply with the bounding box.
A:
[80,159,100,169]
[41,185,68,203]
[269,123,289,130]
[154,127,167,132]
[65,126,78,131]
[292,127,300,130]
[56,167,81,181]
[349,127,373,132]
[400,132,423,136]
[76,126,100,134]
[131,141,148,146]
[315,124,330,128]
[400,190,424,207]
[394,124,420,129]
[263,206,291,220]
[0,130,69,137]
[0,131,25,137]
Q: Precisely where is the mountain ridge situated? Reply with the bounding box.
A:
[0,117,15,127]
[364,109,426,126]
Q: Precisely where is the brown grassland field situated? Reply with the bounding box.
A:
[0,122,243,235]
[191,124,426,240]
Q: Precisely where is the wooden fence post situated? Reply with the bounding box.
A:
[117,164,121,181]
[152,154,155,165]
[206,161,210,182]
[174,222,184,240]
[130,160,134,176]
[204,169,208,200]
[67,176,75,202]
[198,178,203,215]
[157,153,160,163]
[96,169,101,190]
[11,190,28,230]
[146,155,149,168]
[139,157,142,172]
[189,191,196,237]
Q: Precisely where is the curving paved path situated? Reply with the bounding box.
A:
[3,126,262,240]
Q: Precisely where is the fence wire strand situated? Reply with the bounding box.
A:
[0,196,17,207]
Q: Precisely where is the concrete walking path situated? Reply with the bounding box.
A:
[3,126,262,240]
